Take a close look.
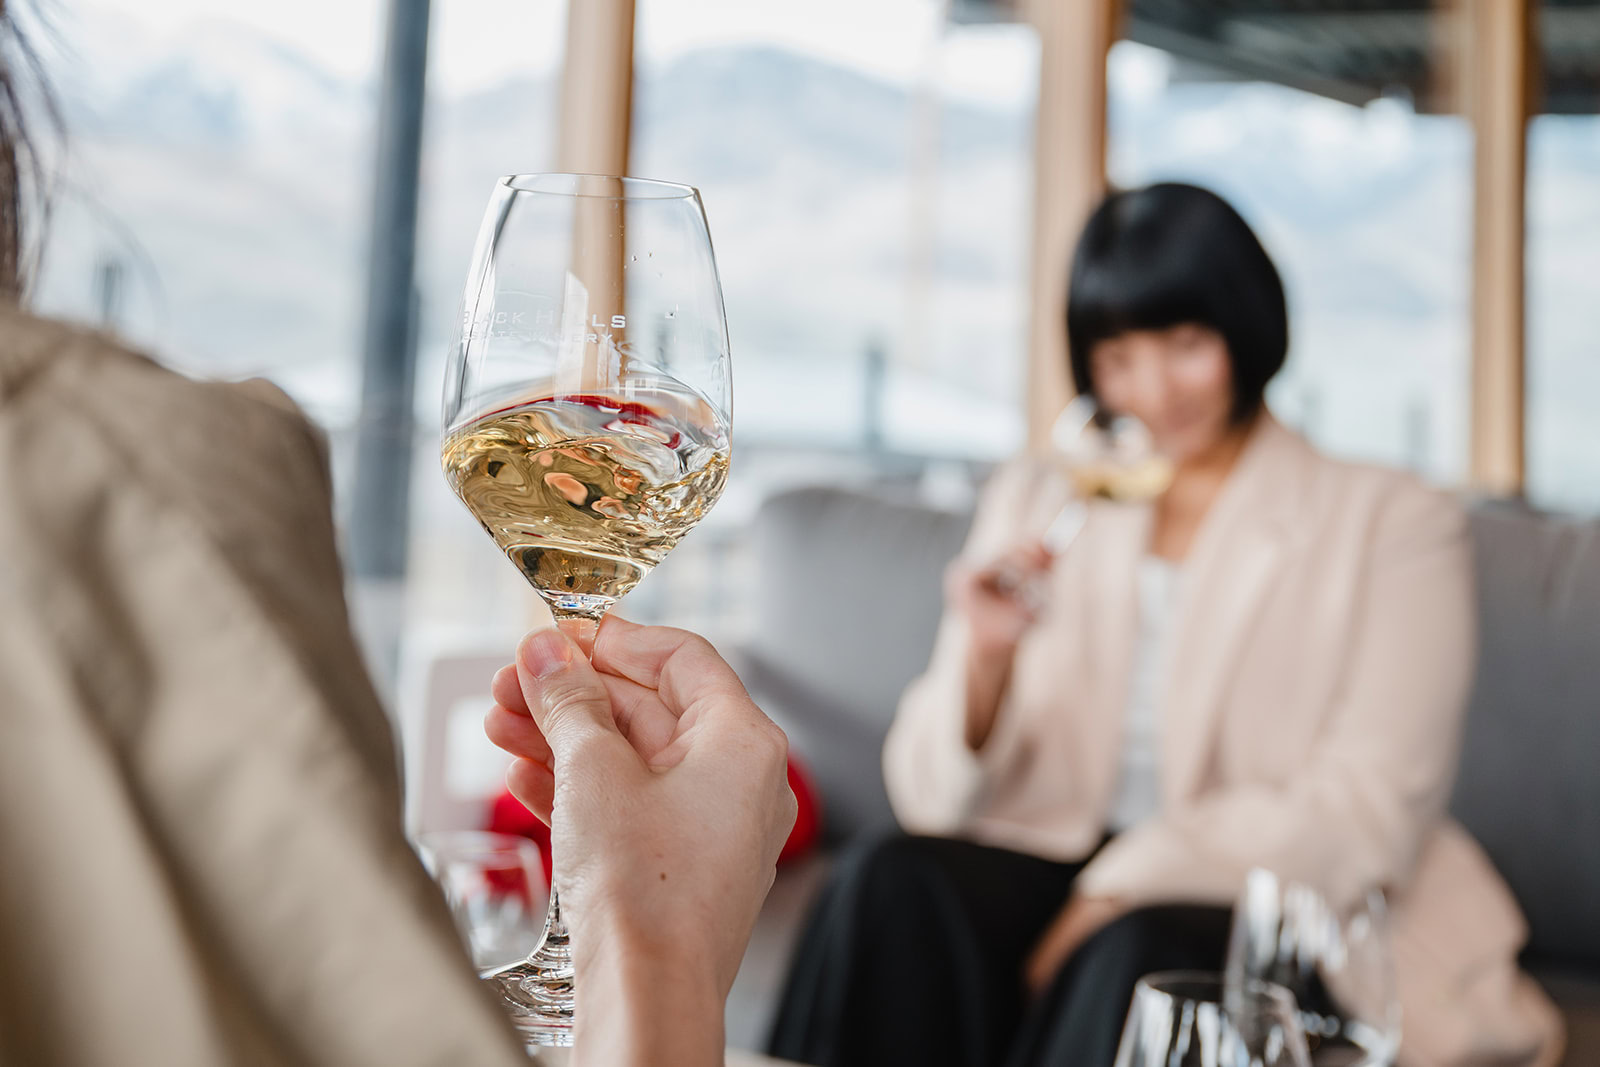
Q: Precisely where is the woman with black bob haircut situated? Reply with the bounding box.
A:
[1067,182,1287,426]
[770,183,1560,1067]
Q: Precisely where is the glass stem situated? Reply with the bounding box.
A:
[537,608,596,957]
[553,612,600,655]
[532,887,572,972]
[482,605,603,1043]
[526,607,601,999]
[486,882,574,1040]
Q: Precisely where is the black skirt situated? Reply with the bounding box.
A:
[766,833,1232,1067]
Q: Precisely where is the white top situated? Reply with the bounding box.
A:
[1105,556,1183,832]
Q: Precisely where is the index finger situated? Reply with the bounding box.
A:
[591,616,753,717]
[491,663,529,716]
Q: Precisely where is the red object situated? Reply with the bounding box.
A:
[485,753,823,884]
[488,789,554,887]
[779,753,821,864]
[476,393,683,448]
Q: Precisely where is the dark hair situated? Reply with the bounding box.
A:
[1066,182,1288,424]
[0,0,58,299]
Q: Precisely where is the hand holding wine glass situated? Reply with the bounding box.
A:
[441,173,732,1045]
[484,618,796,1066]
[949,539,1053,652]
[956,396,1173,750]
[948,539,1052,750]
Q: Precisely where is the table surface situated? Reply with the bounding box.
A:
[529,1048,800,1066]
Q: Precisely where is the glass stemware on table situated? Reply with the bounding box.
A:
[417,831,548,973]
[439,173,733,1046]
[1227,869,1402,1066]
[1115,971,1314,1067]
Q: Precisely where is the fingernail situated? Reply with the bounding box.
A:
[520,629,573,679]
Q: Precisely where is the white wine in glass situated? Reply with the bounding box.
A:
[442,387,730,614]
[996,396,1173,601]
[1049,394,1174,510]
[440,174,733,1046]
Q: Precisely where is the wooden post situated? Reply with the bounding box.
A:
[1460,0,1537,495]
[556,0,635,176]
[1022,0,1120,450]
[537,0,636,627]
[553,0,635,392]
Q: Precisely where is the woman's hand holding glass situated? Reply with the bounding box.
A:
[950,540,1055,650]
[950,397,1171,752]
[948,540,1054,750]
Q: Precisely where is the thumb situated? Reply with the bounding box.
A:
[515,627,620,753]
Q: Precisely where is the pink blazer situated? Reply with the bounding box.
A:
[884,415,1563,1067]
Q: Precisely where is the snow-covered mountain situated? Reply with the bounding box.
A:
[54,5,371,144]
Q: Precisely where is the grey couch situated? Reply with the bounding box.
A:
[729,485,1600,1064]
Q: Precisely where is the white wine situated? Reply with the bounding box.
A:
[442,386,730,616]
[1027,453,1173,565]
[1067,454,1174,502]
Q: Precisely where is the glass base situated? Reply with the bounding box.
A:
[543,592,614,619]
[483,886,575,1047]
[482,958,575,1047]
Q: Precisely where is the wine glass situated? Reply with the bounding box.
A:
[999,395,1174,599]
[416,831,548,972]
[1226,868,1402,1066]
[1050,394,1174,506]
[440,173,733,1045]
[1115,971,1313,1067]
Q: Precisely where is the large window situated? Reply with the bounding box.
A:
[35,0,566,429]
[403,2,568,653]
[1107,37,1473,487]
[32,0,386,416]
[1526,0,1600,514]
[32,0,568,666]
[631,0,1037,461]
[1527,116,1600,515]
[615,2,1041,635]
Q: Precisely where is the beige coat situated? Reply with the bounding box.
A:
[0,307,528,1065]
[885,415,1564,1067]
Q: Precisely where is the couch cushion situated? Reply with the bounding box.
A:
[729,647,895,843]
[748,486,972,730]
[744,487,970,839]
[1452,505,1600,967]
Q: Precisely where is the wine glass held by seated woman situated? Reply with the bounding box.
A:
[767,183,1565,1067]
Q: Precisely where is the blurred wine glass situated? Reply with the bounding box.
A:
[1049,394,1174,514]
[1114,970,1313,1067]
[998,395,1173,600]
[417,831,547,972]
[1227,868,1402,1066]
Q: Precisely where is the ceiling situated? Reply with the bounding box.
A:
[950,0,1600,114]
